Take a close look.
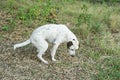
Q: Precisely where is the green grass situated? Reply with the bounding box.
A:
[0,0,120,80]
[93,57,120,80]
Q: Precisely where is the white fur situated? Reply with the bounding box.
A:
[14,24,79,64]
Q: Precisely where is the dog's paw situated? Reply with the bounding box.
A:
[52,58,57,62]
[43,61,49,64]
[13,45,16,50]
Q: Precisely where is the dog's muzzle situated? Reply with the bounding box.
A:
[71,55,75,57]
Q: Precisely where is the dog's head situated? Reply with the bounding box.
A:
[67,36,79,57]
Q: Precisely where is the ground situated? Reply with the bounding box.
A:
[0,0,120,80]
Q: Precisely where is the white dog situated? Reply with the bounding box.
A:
[14,24,79,64]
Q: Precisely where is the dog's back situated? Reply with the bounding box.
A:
[30,24,70,43]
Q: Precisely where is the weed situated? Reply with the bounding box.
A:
[40,0,58,23]
[77,4,92,25]
[2,25,10,31]
[90,22,105,34]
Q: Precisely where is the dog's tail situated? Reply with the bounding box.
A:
[14,39,31,50]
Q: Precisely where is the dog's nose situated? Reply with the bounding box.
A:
[71,55,75,57]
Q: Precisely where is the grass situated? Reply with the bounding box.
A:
[0,0,120,80]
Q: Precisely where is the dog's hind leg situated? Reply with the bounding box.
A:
[38,41,48,64]
[33,39,49,64]
[37,52,48,64]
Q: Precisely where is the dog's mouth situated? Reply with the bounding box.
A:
[71,55,75,57]
[68,49,75,57]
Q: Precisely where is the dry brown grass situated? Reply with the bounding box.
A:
[0,39,95,80]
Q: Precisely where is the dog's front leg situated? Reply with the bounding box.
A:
[51,43,60,61]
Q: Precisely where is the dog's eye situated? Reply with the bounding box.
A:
[73,39,75,41]
[71,49,74,51]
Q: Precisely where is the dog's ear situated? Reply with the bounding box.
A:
[67,41,73,49]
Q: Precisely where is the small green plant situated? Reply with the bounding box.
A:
[77,4,92,25]
[77,4,93,38]
[2,25,10,31]
[4,0,18,14]
[40,0,58,23]
[90,22,104,34]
